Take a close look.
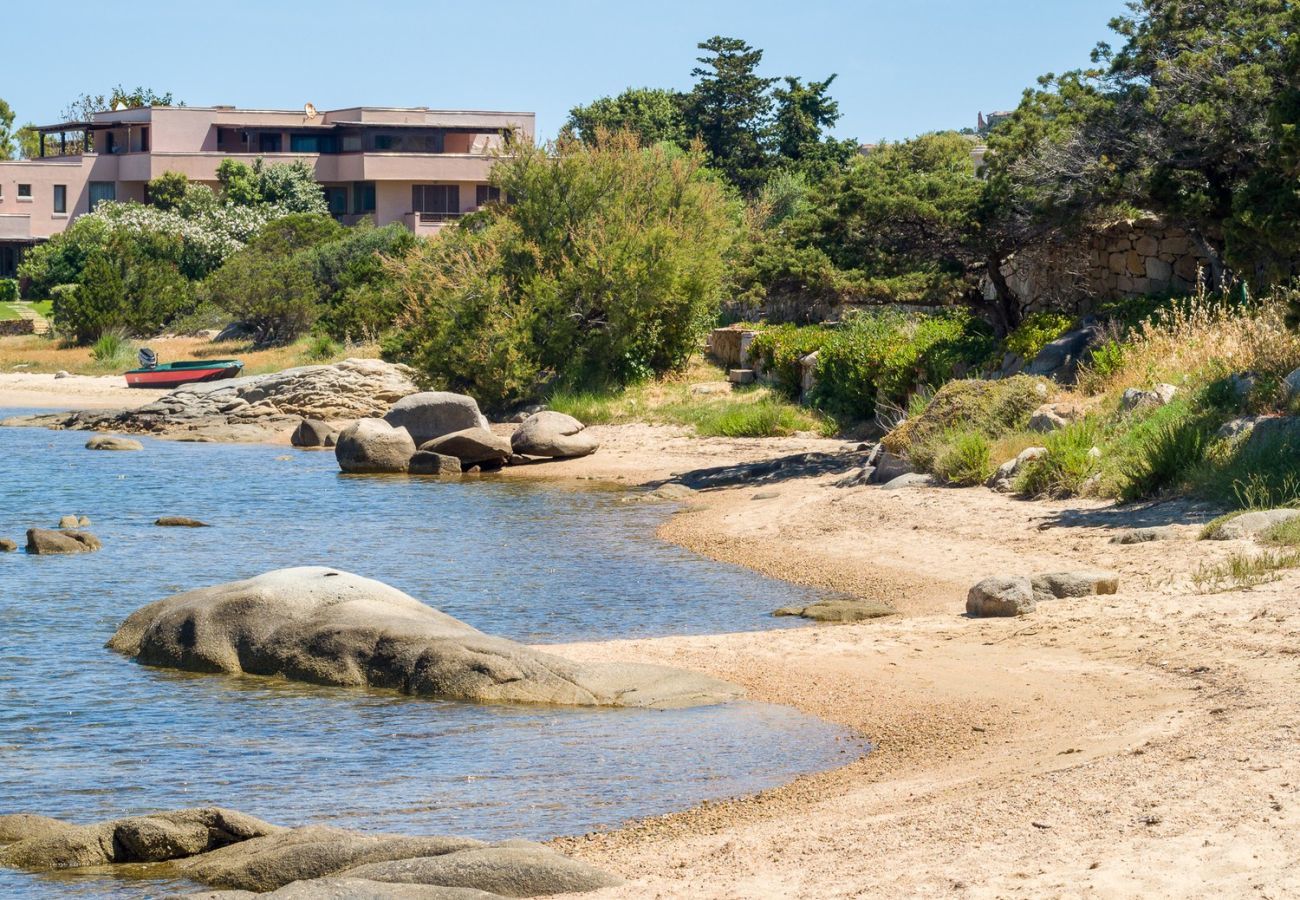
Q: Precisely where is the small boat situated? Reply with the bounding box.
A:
[125,348,243,388]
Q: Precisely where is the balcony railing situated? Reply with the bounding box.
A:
[417,211,463,224]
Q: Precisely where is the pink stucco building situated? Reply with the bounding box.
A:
[0,104,535,275]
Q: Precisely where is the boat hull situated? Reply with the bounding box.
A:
[125,363,242,389]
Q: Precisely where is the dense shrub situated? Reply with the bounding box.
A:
[1016,420,1102,498]
[929,429,995,486]
[1002,311,1074,362]
[0,278,17,303]
[747,324,832,397]
[386,133,742,410]
[311,222,416,342]
[883,374,1050,456]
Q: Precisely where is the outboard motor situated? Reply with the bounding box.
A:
[137,347,158,370]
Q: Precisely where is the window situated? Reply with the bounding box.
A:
[323,186,348,216]
[412,184,459,214]
[289,133,337,154]
[475,185,501,207]
[216,128,229,149]
[53,185,67,214]
[139,126,149,152]
[259,132,282,153]
[341,134,362,153]
[104,131,116,154]
[17,184,32,199]
[374,134,395,151]
[353,181,376,214]
[89,182,116,211]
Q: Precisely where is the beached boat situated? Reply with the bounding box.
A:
[125,358,243,388]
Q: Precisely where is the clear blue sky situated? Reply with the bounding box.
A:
[6,0,1128,142]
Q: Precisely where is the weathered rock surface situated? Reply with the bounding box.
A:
[868,450,914,484]
[1110,526,1182,544]
[0,538,16,552]
[1120,383,1177,412]
[0,808,278,870]
[1031,571,1120,600]
[421,429,512,469]
[343,844,623,896]
[510,412,599,459]
[986,447,1046,493]
[3,360,418,444]
[1025,323,1106,383]
[966,576,1036,617]
[291,419,342,449]
[107,567,739,709]
[773,598,894,623]
[335,419,417,474]
[178,878,504,898]
[408,451,463,478]
[86,435,144,451]
[383,393,489,447]
[156,517,210,528]
[26,528,101,554]
[1204,509,1300,540]
[57,515,79,529]
[880,473,931,490]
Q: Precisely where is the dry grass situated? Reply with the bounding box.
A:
[0,334,378,377]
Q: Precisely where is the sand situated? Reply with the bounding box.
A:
[0,372,165,410]
[14,382,1300,896]
[522,429,1300,898]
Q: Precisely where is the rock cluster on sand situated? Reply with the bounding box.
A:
[3,359,419,444]
[382,392,490,446]
[967,570,1120,617]
[421,428,513,470]
[0,809,620,897]
[107,567,740,709]
[510,411,599,459]
[25,528,101,555]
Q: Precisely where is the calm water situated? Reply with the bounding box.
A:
[0,416,858,898]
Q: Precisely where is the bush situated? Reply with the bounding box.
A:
[747,324,832,398]
[304,332,342,361]
[811,308,996,421]
[90,331,135,366]
[930,430,994,486]
[386,133,741,410]
[883,374,1050,457]
[1002,311,1074,362]
[1016,420,1102,498]
[52,232,191,344]
[0,278,17,303]
[1117,415,1211,502]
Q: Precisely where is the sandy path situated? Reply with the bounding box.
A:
[0,372,164,410]
[531,451,1300,898]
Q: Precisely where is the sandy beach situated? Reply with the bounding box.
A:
[0,372,166,410]
[9,384,1300,897]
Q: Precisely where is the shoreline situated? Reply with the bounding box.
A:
[11,383,1300,896]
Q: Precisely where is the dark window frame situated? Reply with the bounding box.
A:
[16,183,32,199]
[53,184,67,214]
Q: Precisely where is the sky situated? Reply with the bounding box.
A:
[5,0,1130,143]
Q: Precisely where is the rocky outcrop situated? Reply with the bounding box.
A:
[510,412,599,459]
[156,517,210,528]
[966,576,1036,617]
[0,811,619,898]
[383,392,489,448]
[86,435,144,451]
[107,567,739,709]
[334,419,417,474]
[0,808,278,870]
[290,419,341,449]
[408,451,463,478]
[421,429,512,470]
[26,528,101,554]
[1120,383,1177,412]
[773,598,895,623]
[1203,509,1300,540]
[3,359,418,444]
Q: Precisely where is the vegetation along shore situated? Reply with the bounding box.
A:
[2,0,1300,897]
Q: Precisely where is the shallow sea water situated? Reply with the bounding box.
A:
[0,416,862,897]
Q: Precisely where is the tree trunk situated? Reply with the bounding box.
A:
[1186,226,1226,291]
[983,254,1021,337]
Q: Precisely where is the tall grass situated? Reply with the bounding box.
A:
[1016,420,1102,498]
[90,332,136,368]
[930,430,994,486]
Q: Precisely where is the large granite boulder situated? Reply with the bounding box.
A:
[291,419,341,449]
[383,392,489,448]
[335,419,417,474]
[510,412,599,459]
[26,528,101,554]
[420,429,512,469]
[86,435,144,451]
[1026,323,1105,383]
[107,567,739,709]
[0,808,278,870]
[408,451,463,478]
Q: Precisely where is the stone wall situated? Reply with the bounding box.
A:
[0,319,35,336]
[993,217,1213,316]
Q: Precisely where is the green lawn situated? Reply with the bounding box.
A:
[0,303,17,321]
[0,300,54,321]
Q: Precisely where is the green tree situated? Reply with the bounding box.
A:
[147,171,190,211]
[0,99,15,159]
[387,133,742,408]
[16,124,40,159]
[681,36,776,192]
[61,85,178,121]
[563,87,687,146]
[771,75,857,180]
[215,158,326,213]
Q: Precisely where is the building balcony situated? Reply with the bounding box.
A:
[0,215,33,240]
[403,211,464,235]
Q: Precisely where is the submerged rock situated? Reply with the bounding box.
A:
[773,598,894,623]
[107,567,739,709]
[57,515,79,529]
[335,419,417,474]
[343,844,623,897]
[26,528,101,554]
[383,392,490,448]
[408,451,463,478]
[966,576,1036,617]
[510,412,599,459]
[0,538,16,552]
[85,435,144,451]
[156,517,210,528]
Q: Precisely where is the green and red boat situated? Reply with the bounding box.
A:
[125,349,243,389]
